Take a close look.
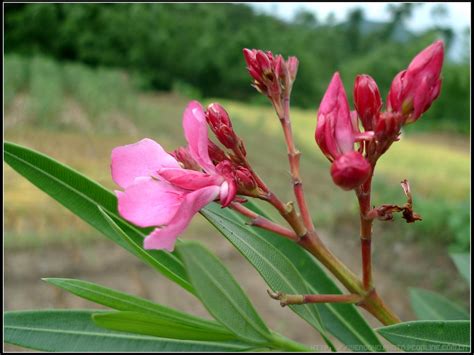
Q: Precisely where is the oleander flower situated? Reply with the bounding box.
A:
[111,101,236,252]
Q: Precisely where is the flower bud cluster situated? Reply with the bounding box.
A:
[243,48,298,117]
[315,40,444,190]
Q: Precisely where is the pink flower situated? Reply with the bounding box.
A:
[387,40,444,123]
[316,73,372,190]
[111,101,236,252]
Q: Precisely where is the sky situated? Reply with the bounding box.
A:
[248,2,470,33]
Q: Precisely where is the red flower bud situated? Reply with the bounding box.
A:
[207,139,228,165]
[374,112,403,143]
[234,167,257,192]
[287,56,299,82]
[206,103,238,149]
[243,48,258,69]
[387,40,444,123]
[256,51,272,74]
[330,151,371,190]
[215,160,238,207]
[171,147,201,171]
[243,48,298,100]
[316,72,359,162]
[215,159,235,178]
[354,74,382,131]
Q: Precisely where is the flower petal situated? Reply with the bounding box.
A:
[183,101,216,173]
[158,167,223,190]
[111,138,180,188]
[143,185,220,251]
[316,72,354,160]
[117,177,184,228]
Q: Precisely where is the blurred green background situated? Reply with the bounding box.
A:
[3,3,470,348]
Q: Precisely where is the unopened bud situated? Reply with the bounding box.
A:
[330,151,371,190]
[316,72,355,162]
[234,167,257,192]
[215,159,236,178]
[387,40,444,123]
[206,103,238,149]
[354,74,382,131]
[256,51,272,74]
[375,112,402,144]
[171,147,201,171]
[287,57,299,82]
[243,48,299,100]
[207,140,228,165]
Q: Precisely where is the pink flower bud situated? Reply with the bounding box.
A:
[243,48,299,100]
[234,167,257,192]
[374,112,403,144]
[256,51,272,74]
[330,151,371,190]
[215,160,237,207]
[207,139,228,165]
[287,56,299,82]
[215,159,235,178]
[171,146,201,171]
[243,48,258,69]
[354,74,382,130]
[206,103,238,149]
[387,40,444,123]
[316,72,358,161]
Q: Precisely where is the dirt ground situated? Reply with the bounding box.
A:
[4,219,469,352]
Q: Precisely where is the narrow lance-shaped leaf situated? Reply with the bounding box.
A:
[409,288,469,320]
[201,205,325,335]
[176,242,272,345]
[4,310,254,352]
[202,201,384,352]
[43,277,236,338]
[3,141,191,292]
[377,320,470,352]
[92,311,238,341]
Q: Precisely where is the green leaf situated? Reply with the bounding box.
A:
[409,288,469,320]
[176,242,272,345]
[202,202,384,352]
[93,311,237,341]
[450,253,470,285]
[201,205,324,334]
[43,277,236,338]
[3,141,192,292]
[4,310,254,352]
[377,320,471,352]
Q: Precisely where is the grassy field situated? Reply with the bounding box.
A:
[4,54,470,251]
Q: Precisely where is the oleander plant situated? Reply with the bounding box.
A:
[4,40,471,352]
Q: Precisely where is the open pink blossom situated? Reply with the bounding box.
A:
[111,101,236,252]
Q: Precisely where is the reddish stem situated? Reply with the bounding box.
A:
[357,175,374,291]
[278,97,315,232]
[230,202,298,241]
